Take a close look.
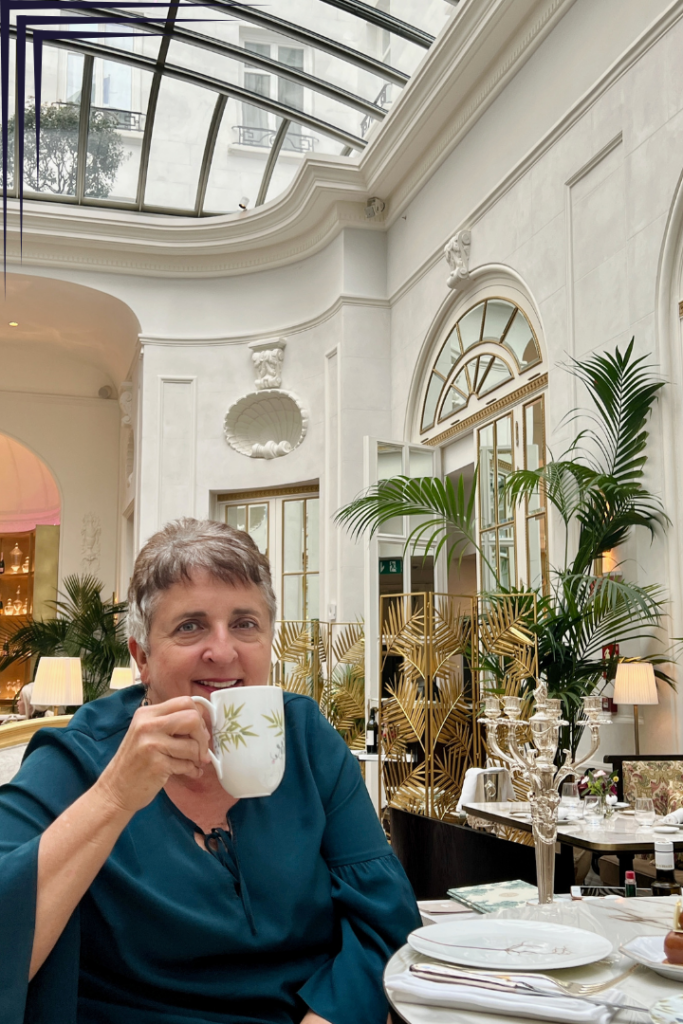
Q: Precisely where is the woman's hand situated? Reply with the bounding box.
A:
[97,697,211,815]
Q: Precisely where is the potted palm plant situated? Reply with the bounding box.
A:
[336,341,675,757]
[0,574,130,705]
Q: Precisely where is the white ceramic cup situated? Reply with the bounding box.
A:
[191,686,285,798]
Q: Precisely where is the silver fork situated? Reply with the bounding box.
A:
[411,960,639,996]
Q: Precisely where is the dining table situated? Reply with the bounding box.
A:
[384,894,683,1023]
[463,800,683,884]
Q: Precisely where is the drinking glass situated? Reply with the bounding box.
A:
[634,796,656,828]
[584,795,604,828]
[560,782,582,819]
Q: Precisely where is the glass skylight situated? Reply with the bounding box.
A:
[4,0,456,217]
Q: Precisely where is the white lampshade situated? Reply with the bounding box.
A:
[109,666,135,689]
[614,662,658,705]
[32,657,83,707]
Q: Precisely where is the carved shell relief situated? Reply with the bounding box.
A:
[224,338,309,459]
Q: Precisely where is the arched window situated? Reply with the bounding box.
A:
[420,298,541,433]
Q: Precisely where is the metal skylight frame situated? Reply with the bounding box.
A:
[9,1,451,217]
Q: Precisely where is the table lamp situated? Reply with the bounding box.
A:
[613,661,658,754]
[32,657,83,715]
[109,666,135,689]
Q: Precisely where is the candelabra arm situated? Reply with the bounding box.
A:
[555,754,580,789]
[483,725,517,770]
[506,722,536,772]
[571,725,602,774]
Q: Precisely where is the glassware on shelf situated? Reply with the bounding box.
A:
[22,556,30,574]
[10,543,22,573]
[6,597,13,615]
[21,597,28,615]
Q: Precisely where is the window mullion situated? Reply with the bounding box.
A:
[75,56,94,203]
[195,93,226,216]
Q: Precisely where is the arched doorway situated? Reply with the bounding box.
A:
[0,434,60,702]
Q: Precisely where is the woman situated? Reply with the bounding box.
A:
[0,519,420,1024]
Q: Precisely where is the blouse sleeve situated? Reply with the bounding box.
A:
[0,728,99,1024]
[297,707,421,1024]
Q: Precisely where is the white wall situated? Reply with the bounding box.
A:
[116,228,391,625]
[0,393,120,596]
[386,0,683,754]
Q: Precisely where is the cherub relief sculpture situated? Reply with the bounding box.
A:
[444,230,471,291]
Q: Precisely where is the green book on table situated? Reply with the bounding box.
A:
[446,878,538,913]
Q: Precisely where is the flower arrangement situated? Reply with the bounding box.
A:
[578,768,619,800]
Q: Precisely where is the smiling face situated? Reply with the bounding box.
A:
[129,569,274,703]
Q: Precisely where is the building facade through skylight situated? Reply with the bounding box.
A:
[5,1,455,216]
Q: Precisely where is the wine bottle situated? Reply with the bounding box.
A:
[366,705,378,754]
[624,870,637,897]
[652,841,682,896]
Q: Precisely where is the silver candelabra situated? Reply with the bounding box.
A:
[481,682,611,903]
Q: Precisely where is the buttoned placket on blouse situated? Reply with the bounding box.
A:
[196,820,257,936]
[161,791,258,937]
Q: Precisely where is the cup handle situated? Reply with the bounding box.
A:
[191,696,222,782]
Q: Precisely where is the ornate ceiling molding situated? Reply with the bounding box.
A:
[4,0,576,279]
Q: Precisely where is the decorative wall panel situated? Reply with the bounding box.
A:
[158,377,196,528]
[378,592,478,823]
[377,592,539,826]
[271,619,365,750]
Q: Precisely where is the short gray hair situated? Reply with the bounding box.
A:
[127,518,276,652]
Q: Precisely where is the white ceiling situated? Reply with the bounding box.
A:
[0,273,141,389]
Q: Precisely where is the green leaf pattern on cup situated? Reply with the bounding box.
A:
[262,709,284,737]
[214,703,258,751]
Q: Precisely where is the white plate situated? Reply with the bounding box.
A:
[408,919,613,970]
[621,935,683,981]
[652,995,683,1024]
[654,825,680,834]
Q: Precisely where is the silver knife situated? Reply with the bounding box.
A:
[408,965,649,1015]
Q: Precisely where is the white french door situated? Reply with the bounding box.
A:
[363,438,440,704]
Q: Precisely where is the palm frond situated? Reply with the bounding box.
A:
[0,574,129,702]
[335,470,480,571]
[570,339,665,483]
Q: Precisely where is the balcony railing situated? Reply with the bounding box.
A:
[361,83,390,138]
[54,101,146,132]
[233,125,316,152]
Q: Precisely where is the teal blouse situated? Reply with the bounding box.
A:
[0,687,420,1024]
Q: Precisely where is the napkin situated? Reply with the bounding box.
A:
[385,969,627,1022]
[456,766,515,812]
[417,900,479,926]
[662,807,683,825]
